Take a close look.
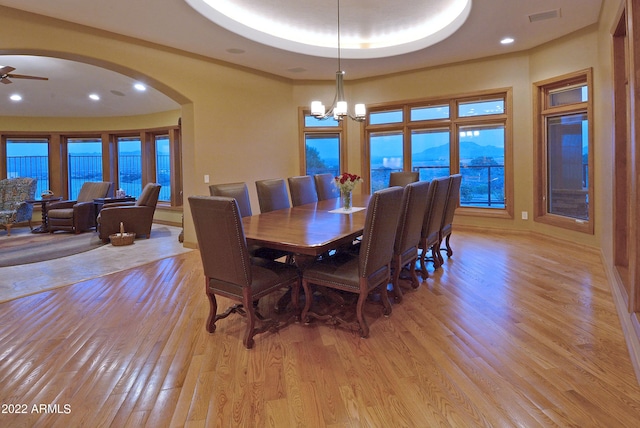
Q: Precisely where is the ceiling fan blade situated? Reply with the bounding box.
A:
[0,66,16,75]
[0,77,12,84]
[6,73,48,81]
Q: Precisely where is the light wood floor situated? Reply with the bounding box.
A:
[1,230,640,427]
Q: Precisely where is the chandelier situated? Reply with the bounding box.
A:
[310,0,366,122]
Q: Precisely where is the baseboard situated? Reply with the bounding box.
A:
[601,251,640,384]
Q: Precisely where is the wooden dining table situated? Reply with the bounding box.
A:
[243,194,371,264]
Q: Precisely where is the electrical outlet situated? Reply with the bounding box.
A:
[521,211,528,220]
[204,174,210,183]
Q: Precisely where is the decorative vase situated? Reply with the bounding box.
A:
[341,190,352,211]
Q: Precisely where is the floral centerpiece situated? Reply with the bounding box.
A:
[333,172,362,211]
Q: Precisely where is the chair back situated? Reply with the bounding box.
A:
[209,182,252,217]
[421,176,450,243]
[441,174,462,232]
[359,187,403,277]
[394,181,430,256]
[389,171,419,187]
[314,173,339,201]
[255,179,290,212]
[288,175,318,207]
[189,196,251,287]
[136,183,161,208]
[77,181,113,202]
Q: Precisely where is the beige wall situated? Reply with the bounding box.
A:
[0,3,617,252]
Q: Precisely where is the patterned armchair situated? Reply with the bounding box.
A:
[0,177,37,236]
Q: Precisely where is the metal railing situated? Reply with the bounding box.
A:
[371,164,506,208]
[7,154,172,201]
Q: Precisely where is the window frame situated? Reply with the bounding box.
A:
[1,124,182,207]
[298,107,347,176]
[533,69,594,234]
[362,89,513,219]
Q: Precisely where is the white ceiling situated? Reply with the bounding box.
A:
[0,0,602,118]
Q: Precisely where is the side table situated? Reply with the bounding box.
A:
[94,197,136,219]
[26,197,63,233]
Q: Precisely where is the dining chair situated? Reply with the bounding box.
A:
[389,171,419,187]
[314,173,339,201]
[418,176,451,278]
[255,178,290,212]
[301,186,403,338]
[209,182,252,217]
[390,180,430,302]
[288,175,318,207]
[188,195,300,349]
[210,181,287,261]
[439,174,462,260]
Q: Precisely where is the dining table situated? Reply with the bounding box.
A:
[242,194,371,266]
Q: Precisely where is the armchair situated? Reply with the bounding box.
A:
[47,181,113,234]
[0,178,37,236]
[98,183,161,242]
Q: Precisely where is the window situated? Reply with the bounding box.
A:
[6,138,49,199]
[364,90,512,218]
[534,70,593,233]
[370,131,403,191]
[459,124,505,207]
[2,126,182,206]
[117,136,143,198]
[155,134,171,201]
[299,109,345,176]
[67,138,103,200]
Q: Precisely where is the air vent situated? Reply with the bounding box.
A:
[528,9,560,23]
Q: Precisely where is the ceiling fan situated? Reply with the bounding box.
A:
[0,66,49,84]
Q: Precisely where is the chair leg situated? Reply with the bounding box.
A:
[301,278,313,324]
[5,225,11,236]
[242,291,256,349]
[445,234,453,257]
[355,293,370,338]
[380,283,392,317]
[408,261,420,289]
[205,287,218,333]
[391,259,404,303]
[419,243,429,279]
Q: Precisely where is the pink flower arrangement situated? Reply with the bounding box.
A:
[333,172,363,193]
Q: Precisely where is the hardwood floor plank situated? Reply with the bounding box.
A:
[1,231,640,427]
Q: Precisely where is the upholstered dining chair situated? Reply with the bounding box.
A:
[418,176,451,278]
[288,175,318,207]
[314,173,339,201]
[439,174,462,260]
[301,186,403,338]
[255,178,290,212]
[210,181,287,261]
[390,181,430,302]
[97,183,161,242]
[189,195,300,349]
[209,182,253,217]
[389,171,419,187]
[48,181,113,234]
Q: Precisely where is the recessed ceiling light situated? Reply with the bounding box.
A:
[226,48,245,54]
[134,83,146,91]
[111,90,125,96]
[89,94,100,101]
[10,94,22,101]
[501,37,515,45]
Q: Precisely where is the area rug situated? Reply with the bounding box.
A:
[0,225,193,303]
[0,230,105,267]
